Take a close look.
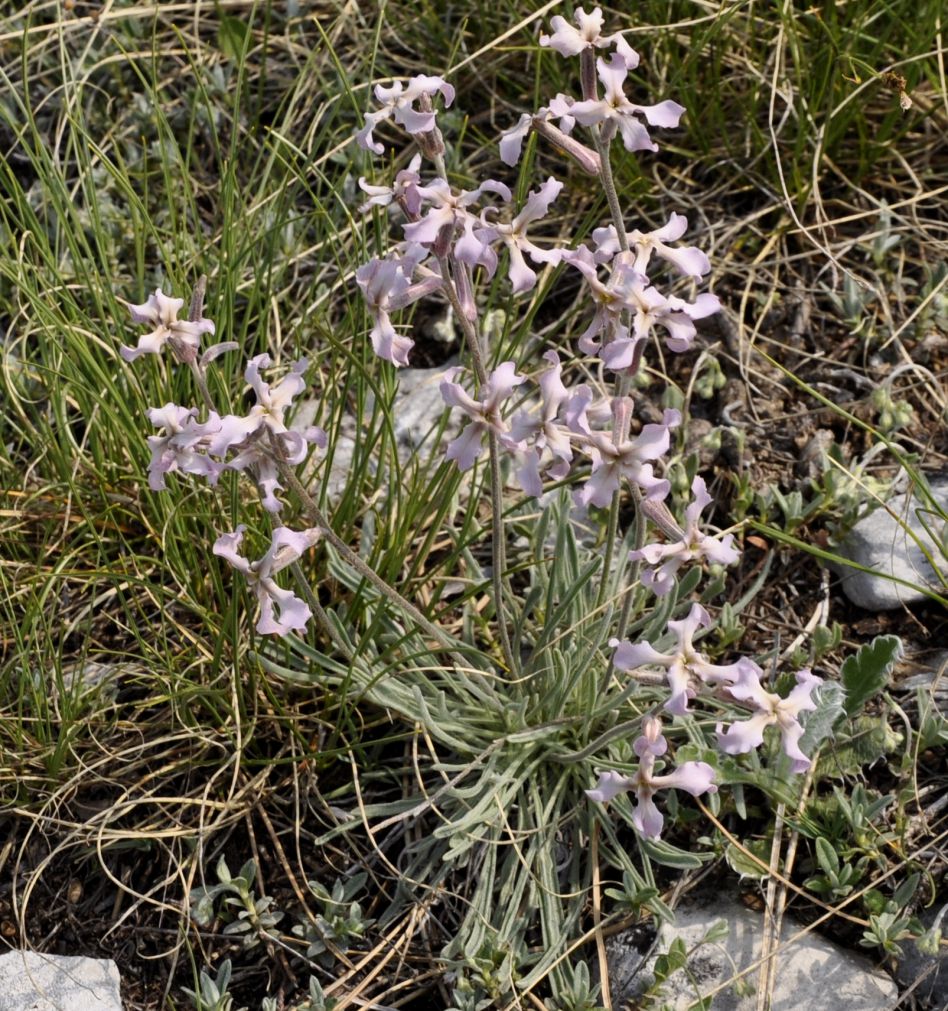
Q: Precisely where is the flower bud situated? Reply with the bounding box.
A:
[531,117,601,176]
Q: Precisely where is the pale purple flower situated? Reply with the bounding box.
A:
[611,603,753,715]
[566,245,718,361]
[145,404,223,491]
[356,75,455,155]
[562,245,643,356]
[661,291,721,352]
[568,54,685,152]
[214,525,321,636]
[499,113,533,166]
[592,214,711,278]
[404,178,511,259]
[476,177,564,293]
[208,355,313,453]
[540,7,639,68]
[547,93,578,134]
[441,362,526,471]
[586,716,717,839]
[507,351,581,496]
[122,288,215,363]
[573,398,679,507]
[717,667,822,773]
[358,153,423,216]
[499,106,601,174]
[630,476,740,595]
[227,429,323,514]
[355,255,442,366]
[204,355,325,512]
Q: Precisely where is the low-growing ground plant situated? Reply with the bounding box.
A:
[1,2,945,1009]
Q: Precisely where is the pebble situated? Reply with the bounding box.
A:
[834,474,948,609]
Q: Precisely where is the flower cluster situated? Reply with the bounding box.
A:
[144,351,325,514]
[609,604,822,770]
[122,289,325,636]
[116,8,828,858]
[348,5,826,841]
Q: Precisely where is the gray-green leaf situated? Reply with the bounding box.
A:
[841,635,902,717]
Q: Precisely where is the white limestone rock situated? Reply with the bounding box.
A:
[0,951,122,1011]
[607,896,898,1010]
[833,474,948,610]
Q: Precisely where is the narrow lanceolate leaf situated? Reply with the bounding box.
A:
[841,635,903,717]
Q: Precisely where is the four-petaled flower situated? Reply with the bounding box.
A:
[592,214,711,279]
[717,667,822,772]
[440,362,526,471]
[573,398,679,507]
[567,54,685,152]
[612,603,753,715]
[122,288,215,363]
[586,716,717,839]
[539,6,639,69]
[214,525,321,636]
[356,253,442,367]
[474,176,564,293]
[145,404,222,491]
[356,75,455,155]
[630,476,740,596]
[359,153,424,217]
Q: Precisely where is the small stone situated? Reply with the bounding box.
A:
[0,951,122,1011]
[386,364,460,457]
[833,474,948,610]
[795,428,835,482]
[607,896,897,1010]
[892,903,948,1008]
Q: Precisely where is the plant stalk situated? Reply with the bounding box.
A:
[273,451,474,670]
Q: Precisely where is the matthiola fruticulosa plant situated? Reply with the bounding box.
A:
[349,2,826,843]
[115,9,839,997]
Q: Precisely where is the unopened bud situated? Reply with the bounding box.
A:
[169,337,198,366]
[532,117,601,176]
[415,93,446,159]
[189,275,207,323]
[432,221,455,259]
[453,261,478,322]
[640,498,685,540]
[417,123,446,159]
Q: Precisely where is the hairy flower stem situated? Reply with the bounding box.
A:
[429,152,518,674]
[188,362,216,415]
[435,256,518,674]
[288,559,353,661]
[183,277,218,414]
[592,130,648,616]
[272,450,475,671]
[600,485,645,695]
